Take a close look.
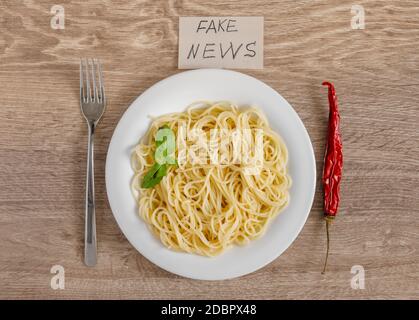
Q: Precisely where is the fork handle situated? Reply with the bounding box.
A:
[84,122,97,266]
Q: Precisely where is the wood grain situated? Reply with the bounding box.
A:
[0,0,418,299]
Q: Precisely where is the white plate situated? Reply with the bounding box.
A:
[105,69,316,280]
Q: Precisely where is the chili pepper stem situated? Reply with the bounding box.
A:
[322,217,333,274]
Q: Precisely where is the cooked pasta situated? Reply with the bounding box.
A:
[131,101,291,256]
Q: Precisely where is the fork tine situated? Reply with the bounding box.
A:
[90,59,98,102]
[96,59,105,103]
[84,58,92,102]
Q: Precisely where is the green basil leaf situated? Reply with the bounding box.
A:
[142,125,176,189]
[141,163,162,188]
[156,164,167,178]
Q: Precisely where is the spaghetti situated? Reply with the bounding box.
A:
[131,102,291,256]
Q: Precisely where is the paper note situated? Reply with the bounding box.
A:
[178,17,264,69]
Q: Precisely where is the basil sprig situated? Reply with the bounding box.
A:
[141,125,177,189]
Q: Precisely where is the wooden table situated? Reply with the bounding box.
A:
[0,0,418,300]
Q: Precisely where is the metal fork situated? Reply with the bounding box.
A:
[80,58,106,266]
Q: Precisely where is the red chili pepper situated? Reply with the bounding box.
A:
[321,81,343,274]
